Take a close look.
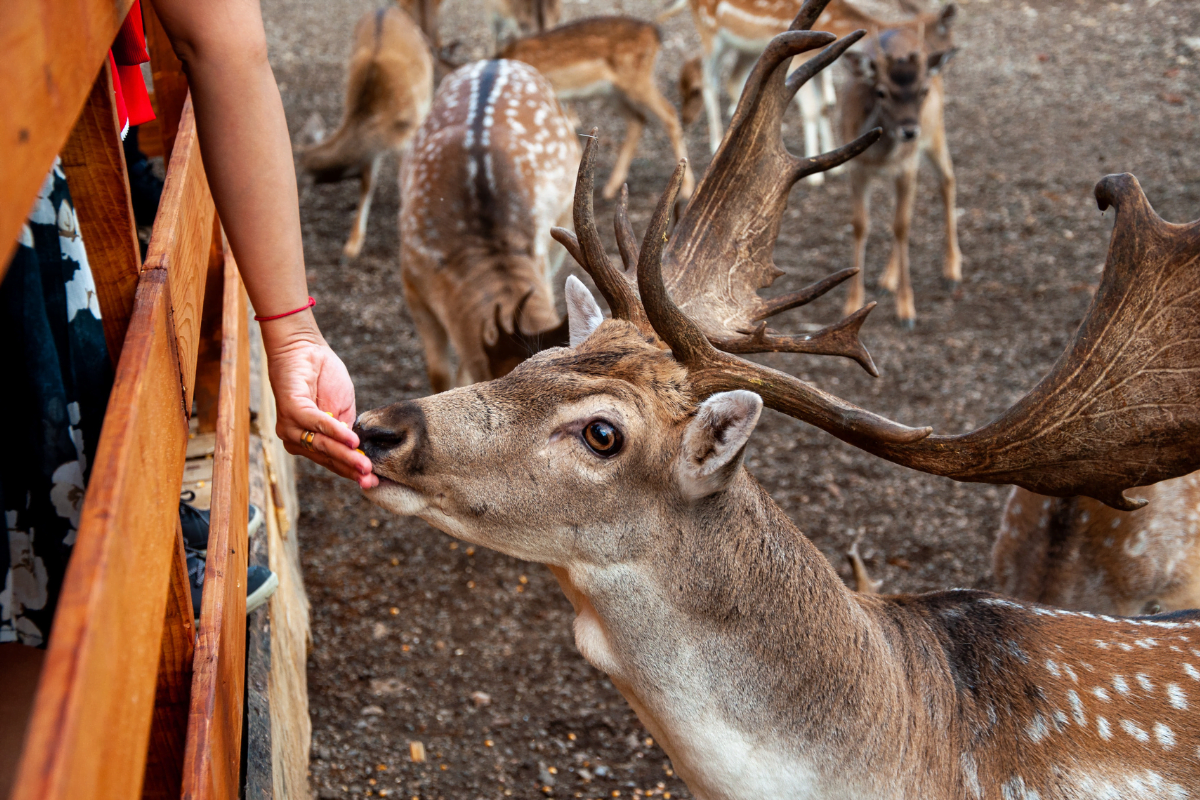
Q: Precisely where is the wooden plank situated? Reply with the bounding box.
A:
[142,0,188,164]
[60,57,143,362]
[143,93,215,414]
[193,220,227,432]
[0,0,136,272]
[11,267,189,800]
[141,519,197,800]
[182,249,250,800]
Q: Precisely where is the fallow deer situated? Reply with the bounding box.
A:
[993,475,1200,616]
[666,0,955,183]
[839,26,960,326]
[399,58,579,393]
[398,0,442,49]
[356,6,1200,797]
[500,16,695,203]
[300,6,433,259]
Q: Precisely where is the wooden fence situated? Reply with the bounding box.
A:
[0,1,293,797]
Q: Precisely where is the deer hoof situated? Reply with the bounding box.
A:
[897,317,916,331]
[941,277,960,291]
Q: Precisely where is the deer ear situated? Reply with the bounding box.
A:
[677,391,763,500]
[842,51,876,82]
[565,275,604,347]
[928,47,958,75]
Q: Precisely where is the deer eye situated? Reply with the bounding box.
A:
[582,420,623,457]
[1143,601,1163,615]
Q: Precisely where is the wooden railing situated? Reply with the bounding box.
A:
[3,3,255,798]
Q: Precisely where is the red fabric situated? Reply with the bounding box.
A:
[111,0,150,65]
[108,1,155,136]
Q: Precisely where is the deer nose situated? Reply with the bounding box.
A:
[353,402,428,469]
[899,125,920,141]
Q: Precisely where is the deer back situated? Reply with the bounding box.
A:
[301,6,433,182]
[399,59,579,379]
[499,16,662,95]
[995,474,1200,616]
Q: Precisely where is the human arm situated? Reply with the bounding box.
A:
[147,0,376,488]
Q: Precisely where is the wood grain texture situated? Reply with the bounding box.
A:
[141,519,197,800]
[143,93,215,414]
[11,267,188,800]
[194,220,228,433]
[0,0,136,272]
[143,0,188,164]
[60,58,142,362]
[182,248,250,800]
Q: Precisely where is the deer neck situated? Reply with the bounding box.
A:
[551,471,955,799]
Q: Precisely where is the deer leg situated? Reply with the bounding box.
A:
[847,541,882,594]
[403,278,453,393]
[702,42,727,154]
[635,86,694,200]
[344,155,382,259]
[925,136,963,286]
[795,81,825,187]
[844,170,870,315]
[890,166,919,327]
[602,111,645,200]
[820,71,844,176]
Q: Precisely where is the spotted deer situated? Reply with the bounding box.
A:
[300,6,433,259]
[992,475,1200,616]
[662,0,953,182]
[399,59,579,393]
[839,25,960,326]
[356,6,1200,797]
[500,16,695,203]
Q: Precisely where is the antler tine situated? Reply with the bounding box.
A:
[785,29,865,98]
[636,169,932,444]
[789,0,834,32]
[614,184,640,273]
[567,129,648,326]
[719,303,881,377]
[753,268,859,320]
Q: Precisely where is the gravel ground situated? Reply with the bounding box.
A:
[259,0,1200,796]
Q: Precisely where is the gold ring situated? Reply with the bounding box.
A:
[301,430,316,451]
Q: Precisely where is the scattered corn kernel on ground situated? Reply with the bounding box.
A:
[262,0,1200,795]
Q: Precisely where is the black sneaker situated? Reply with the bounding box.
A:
[188,547,207,619]
[246,565,280,613]
[180,495,264,556]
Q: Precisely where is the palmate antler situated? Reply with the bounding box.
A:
[558,0,1200,510]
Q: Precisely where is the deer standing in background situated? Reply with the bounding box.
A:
[993,475,1200,616]
[300,6,433,259]
[398,0,443,49]
[355,6,1200,797]
[491,0,561,47]
[839,25,960,326]
[500,16,695,203]
[399,59,579,393]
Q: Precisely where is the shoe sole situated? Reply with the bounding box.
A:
[246,570,280,615]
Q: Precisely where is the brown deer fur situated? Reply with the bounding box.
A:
[300,7,433,258]
[501,17,694,201]
[491,0,561,47]
[398,59,579,393]
[994,475,1200,616]
[839,25,960,326]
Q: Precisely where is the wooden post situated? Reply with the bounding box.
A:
[60,57,143,362]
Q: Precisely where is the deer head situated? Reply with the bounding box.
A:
[842,25,956,145]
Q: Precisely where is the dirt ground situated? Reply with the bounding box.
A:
[259,0,1200,796]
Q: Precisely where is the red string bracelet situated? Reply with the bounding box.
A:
[254,296,315,322]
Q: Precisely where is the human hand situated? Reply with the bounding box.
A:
[261,311,378,489]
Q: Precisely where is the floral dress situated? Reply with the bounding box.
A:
[0,160,112,647]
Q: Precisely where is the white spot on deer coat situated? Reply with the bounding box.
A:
[1121,719,1149,743]
[1167,683,1187,709]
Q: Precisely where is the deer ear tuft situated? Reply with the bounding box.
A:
[565,275,604,347]
[677,391,763,500]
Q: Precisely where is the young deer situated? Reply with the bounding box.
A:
[300,6,433,259]
[993,475,1200,616]
[500,16,695,202]
[491,0,561,47]
[399,59,579,393]
[663,0,953,182]
[839,26,960,326]
[357,7,1200,796]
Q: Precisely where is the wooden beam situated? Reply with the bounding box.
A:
[142,0,188,165]
[140,519,197,800]
[0,0,136,271]
[182,247,250,800]
[60,57,143,362]
[11,267,189,800]
[193,219,227,433]
[143,93,215,414]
